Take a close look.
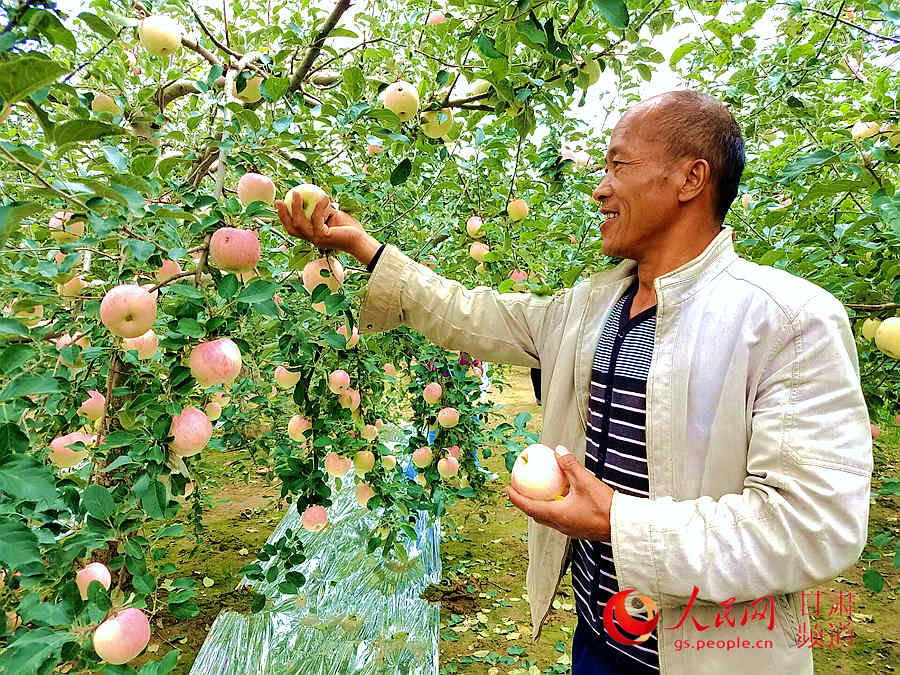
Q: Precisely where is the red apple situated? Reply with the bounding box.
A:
[383,363,398,377]
[237,173,275,206]
[337,323,359,348]
[324,451,351,476]
[275,365,302,389]
[122,329,158,360]
[437,456,459,478]
[361,424,378,441]
[189,338,242,387]
[427,10,445,24]
[423,382,442,404]
[339,388,361,411]
[871,424,880,439]
[169,407,213,457]
[412,446,432,468]
[469,242,489,262]
[302,505,328,532]
[48,211,85,243]
[465,215,484,238]
[446,446,461,459]
[437,407,459,428]
[100,284,157,338]
[288,414,312,440]
[156,259,181,283]
[49,432,96,468]
[76,562,112,599]
[328,369,351,394]
[209,227,260,274]
[355,482,375,507]
[92,608,150,664]
[77,390,106,421]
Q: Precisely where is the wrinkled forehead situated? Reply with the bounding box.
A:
[605,107,669,161]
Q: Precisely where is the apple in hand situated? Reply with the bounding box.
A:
[285,184,329,219]
[510,444,570,501]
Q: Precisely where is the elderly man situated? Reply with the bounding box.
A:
[277,90,872,674]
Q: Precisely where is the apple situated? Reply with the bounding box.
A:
[437,456,459,478]
[367,144,384,155]
[275,365,302,389]
[383,81,419,121]
[354,450,375,474]
[9,299,43,326]
[156,259,181,282]
[212,391,230,407]
[427,10,445,24]
[465,215,484,238]
[58,274,86,298]
[509,269,527,284]
[871,424,880,439]
[284,183,329,219]
[381,454,396,469]
[507,199,529,221]
[234,76,263,104]
[48,211,85,243]
[100,284,157,338]
[92,93,122,116]
[302,505,328,532]
[189,338,242,386]
[122,328,158,360]
[510,444,570,501]
[415,473,427,486]
[423,382,443,404]
[383,363,398,377]
[422,108,453,139]
[851,120,880,140]
[355,482,375,507]
[576,58,602,88]
[56,332,90,367]
[324,451,351,476]
[361,424,378,441]
[573,151,590,167]
[470,79,491,96]
[437,407,459,428]
[237,173,275,206]
[874,317,900,358]
[209,227,260,274]
[375,418,384,430]
[93,608,150,664]
[49,431,96,468]
[561,148,577,163]
[76,562,112,600]
[446,446,461,459]
[412,446,432,468]
[741,194,753,211]
[288,414,312,440]
[469,242,490,262]
[169,407,212,457]
[138,15,182,57]
[328,369,351,394]
[339,388,361,411]
[860,317,881,342]
[78,390,106,421]
[205,401,222,420]
[337,323,359,348]
[303,256,345,312]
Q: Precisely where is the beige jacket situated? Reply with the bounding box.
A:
[359,226,873,674]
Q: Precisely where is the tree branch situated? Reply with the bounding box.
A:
[289,0,353,92]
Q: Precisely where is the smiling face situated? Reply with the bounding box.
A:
[592,106,691,261]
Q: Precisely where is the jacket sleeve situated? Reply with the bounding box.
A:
[357,244,563,368]
[610,291,873,608]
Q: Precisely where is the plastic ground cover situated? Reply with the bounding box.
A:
[190,423,442,674]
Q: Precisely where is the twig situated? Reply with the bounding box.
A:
[845,303,900,312]
[289,0,353,91]
[775,3,900,44]
[0,144,89,211]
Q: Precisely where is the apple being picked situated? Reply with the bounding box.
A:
[510,444,570,501]
[284,183,329,219]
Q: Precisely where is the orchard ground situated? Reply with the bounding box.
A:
[144,367,899,673]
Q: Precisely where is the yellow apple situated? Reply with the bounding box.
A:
[383,81,419,121]
[421,108,452,138]
[874,317,900,359]
[138,15,182,58]
[284,184,329,219]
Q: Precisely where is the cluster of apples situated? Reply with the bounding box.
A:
[72,561,151,664]
[860,317,900,359]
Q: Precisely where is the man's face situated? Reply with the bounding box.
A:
[591,108,685,260]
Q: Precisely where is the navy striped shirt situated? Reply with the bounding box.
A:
[571,278,660,673]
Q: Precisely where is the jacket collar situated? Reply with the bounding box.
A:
[590,226,737,307]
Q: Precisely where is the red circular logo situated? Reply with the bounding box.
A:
[603,590,659,645]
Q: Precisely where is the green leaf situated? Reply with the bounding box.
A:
[0,319,29,337]
[166,284,204,300]
[476,34,506,60]
[54,120,127,147]
[0,201,41,250]
[140,480,168,519]
[177,318,205,338]
[0,55,67,105]
[32,10,77,51]
[236,280,277,304]
[776,150,836,184]
[862,568,884,593]
[0,517,41,569]
[78,12,119,40]
[669,41,700,69]
[127,239,156,262]
[0,375,61,401]
[100,145,128,171]
[109,183,147,216]
[515,18,546,49]
[0,344,35,374]
[0,454,58,503]
[261,76,289,101]
[0,627,75,673]
[83,485,116,520]
[342,67,365,100]
[390,158,413,186]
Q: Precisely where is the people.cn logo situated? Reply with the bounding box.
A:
[603,589,660,645]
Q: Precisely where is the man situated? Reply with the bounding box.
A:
[276,90,873,674]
